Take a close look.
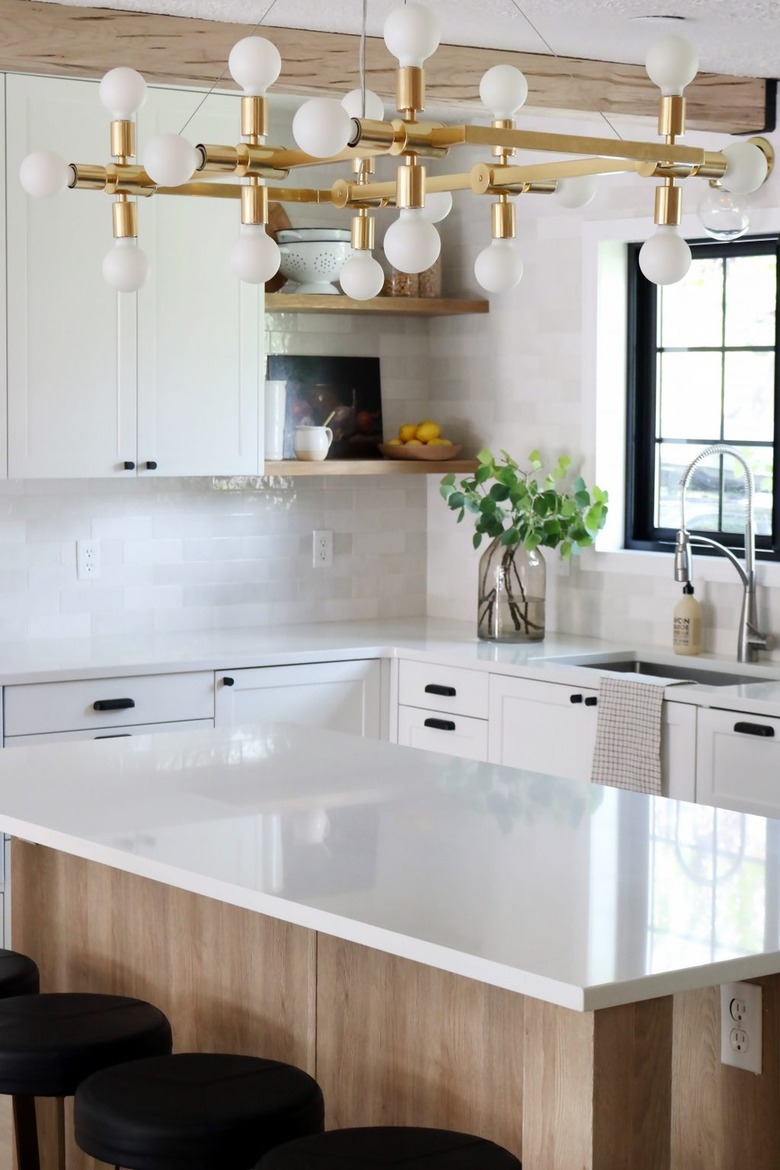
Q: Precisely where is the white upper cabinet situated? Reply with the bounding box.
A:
[5,74,263,478]
[136,88,262,477]
[6,73,136,478]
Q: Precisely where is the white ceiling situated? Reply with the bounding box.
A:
[38,0,780,80]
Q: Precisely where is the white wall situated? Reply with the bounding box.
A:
[426,101,780,660]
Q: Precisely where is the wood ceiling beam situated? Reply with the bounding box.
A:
[0,0,772,134]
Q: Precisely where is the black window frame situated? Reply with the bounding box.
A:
[625,234,780,560]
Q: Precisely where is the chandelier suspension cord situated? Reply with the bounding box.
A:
[177,0,282,136]
[359,0,367,118]
[507,0,623,141]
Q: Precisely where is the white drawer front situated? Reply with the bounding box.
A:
[4,672,215,737]
[697,707,780,816]
[398,705,488,762]
[398,659,489,719]
[4,719,214,746]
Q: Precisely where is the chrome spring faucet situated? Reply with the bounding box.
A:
[674,444,767,663]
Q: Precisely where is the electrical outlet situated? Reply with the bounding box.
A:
[76,540,101,581]
[312,529,333,569]
[720,981,762,1073]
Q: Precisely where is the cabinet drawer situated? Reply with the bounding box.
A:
[696,707,780,816]
[398,705,488,762]
[4,672,214,737]
[4,719,214,747]
[398,659,489,719]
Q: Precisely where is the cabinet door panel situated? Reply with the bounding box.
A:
[215,661,381,739]
[398,705,488,761]
[696,706,780,816]
[489,675,599,781]
[6,74,137,477]
[136,90,261,477]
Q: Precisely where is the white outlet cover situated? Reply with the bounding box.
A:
[720,981,762,1074]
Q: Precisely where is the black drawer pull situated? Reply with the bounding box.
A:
[222,676,235,687]
[424,718,456,732]
[584,696,599,707]
[734,721,775,738]
[145,461,158,470]
[569,693,583,704]
[122,461,135,471]
[95,733,132,739]
[424,684,456,697]
[93,698,136,712]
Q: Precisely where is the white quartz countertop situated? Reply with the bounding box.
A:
[1,617,780,713]
[1,721,779,1012]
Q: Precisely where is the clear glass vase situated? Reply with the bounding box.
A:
[477,537,546,642]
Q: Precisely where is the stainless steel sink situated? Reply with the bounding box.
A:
[579,659,759,687]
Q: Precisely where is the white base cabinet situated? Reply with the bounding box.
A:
[396,659,489,761]
[696,706,780,816]
[487,675,697,799]
[215,661,382,739]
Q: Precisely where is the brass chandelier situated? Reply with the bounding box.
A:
[19,2,774,299]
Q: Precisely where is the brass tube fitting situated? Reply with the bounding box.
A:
[241,95,268,141]
[110,120,135,162]
[491,200,516,240]
[396,66,424,117]
[654,181,682,226]
[112,197,138,240]
[396,161,426,209]
[351,212,375,251]
[658,94,686,141]
[241,182,268,226]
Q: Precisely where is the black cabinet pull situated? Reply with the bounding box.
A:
[93,698,136,712]
[424,718,456,732]
[584,696,599,707]
[95,733,132,739]
[222,676,235,687]
[569,693,583,704]
[122,461,135,471]
[424,684,456,697]
[145,461,158,470]
[734,721,775,738]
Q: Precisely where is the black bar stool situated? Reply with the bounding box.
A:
[0,992,172,1170]
[74,1051,325,1170]
[0,948,40,1000]
[255,1126,523,1169]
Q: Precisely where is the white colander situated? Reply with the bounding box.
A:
[278,239,353,294]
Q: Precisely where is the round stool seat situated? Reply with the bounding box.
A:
[0,992,172,1098]
[256,1127,523,1170]
[0,950,39,1000]
[75,1051,325,1170]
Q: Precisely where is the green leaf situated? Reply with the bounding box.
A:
[574,489,590,508]
[473,532,483,550]
[529,449,542,470]
[532,495,548,517]
[560,540,572,560]
[489,483,511,501]
[440,473,455,488]
[572,476,586,493]
[475,464,493,485]
[476,448,494,466]
[501,527,521,546]
[448,491,465,510]
[464,497,481,514]
[584,503,603,533]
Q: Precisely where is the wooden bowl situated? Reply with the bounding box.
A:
[378,443,462,461]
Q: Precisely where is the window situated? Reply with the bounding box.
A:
[625,236,780,558]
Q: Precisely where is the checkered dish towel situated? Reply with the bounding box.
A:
[590,675,669,794]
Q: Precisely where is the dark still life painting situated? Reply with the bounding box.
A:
[267,355,383,460]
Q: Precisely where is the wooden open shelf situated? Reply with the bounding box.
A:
[263,459,477,477]
[265,293,488,316]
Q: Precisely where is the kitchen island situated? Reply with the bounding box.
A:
[1,722,779,1169]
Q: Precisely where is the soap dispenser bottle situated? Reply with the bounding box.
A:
[673,582,702,656]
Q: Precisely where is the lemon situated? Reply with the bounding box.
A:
[405,439,424,446]
[415,420,441,442]
[398,423,418,442]
[426,437,452,446]
[385,438,403,446]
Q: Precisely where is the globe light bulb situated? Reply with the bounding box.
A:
[102,238,150,292]
[638,225,691,285]
[383,2,441,67]
[556,175,598,209]
[230,225,281,284]
[698,185,750,241]
[474,239,524,294]
[143,134,198,188]
[339,251,385,301]
[228,36,282,95]
[419,191,453,224]
[19,151,71,198]
[341,88,385,121]
[645,35,698,96]
[383,209,440,274]
[720,141,768,195]
[479,65,528,119]
[292,98,353,159]
[99,67,147,118]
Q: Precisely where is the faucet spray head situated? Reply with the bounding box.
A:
[674,530,692,582]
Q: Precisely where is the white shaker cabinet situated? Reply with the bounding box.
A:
[6,74,136,478]
[488,674,697,799]
[215,661,383,739]
[396,659,489,761]
[6,75,263,478]
[696,706,780,817]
